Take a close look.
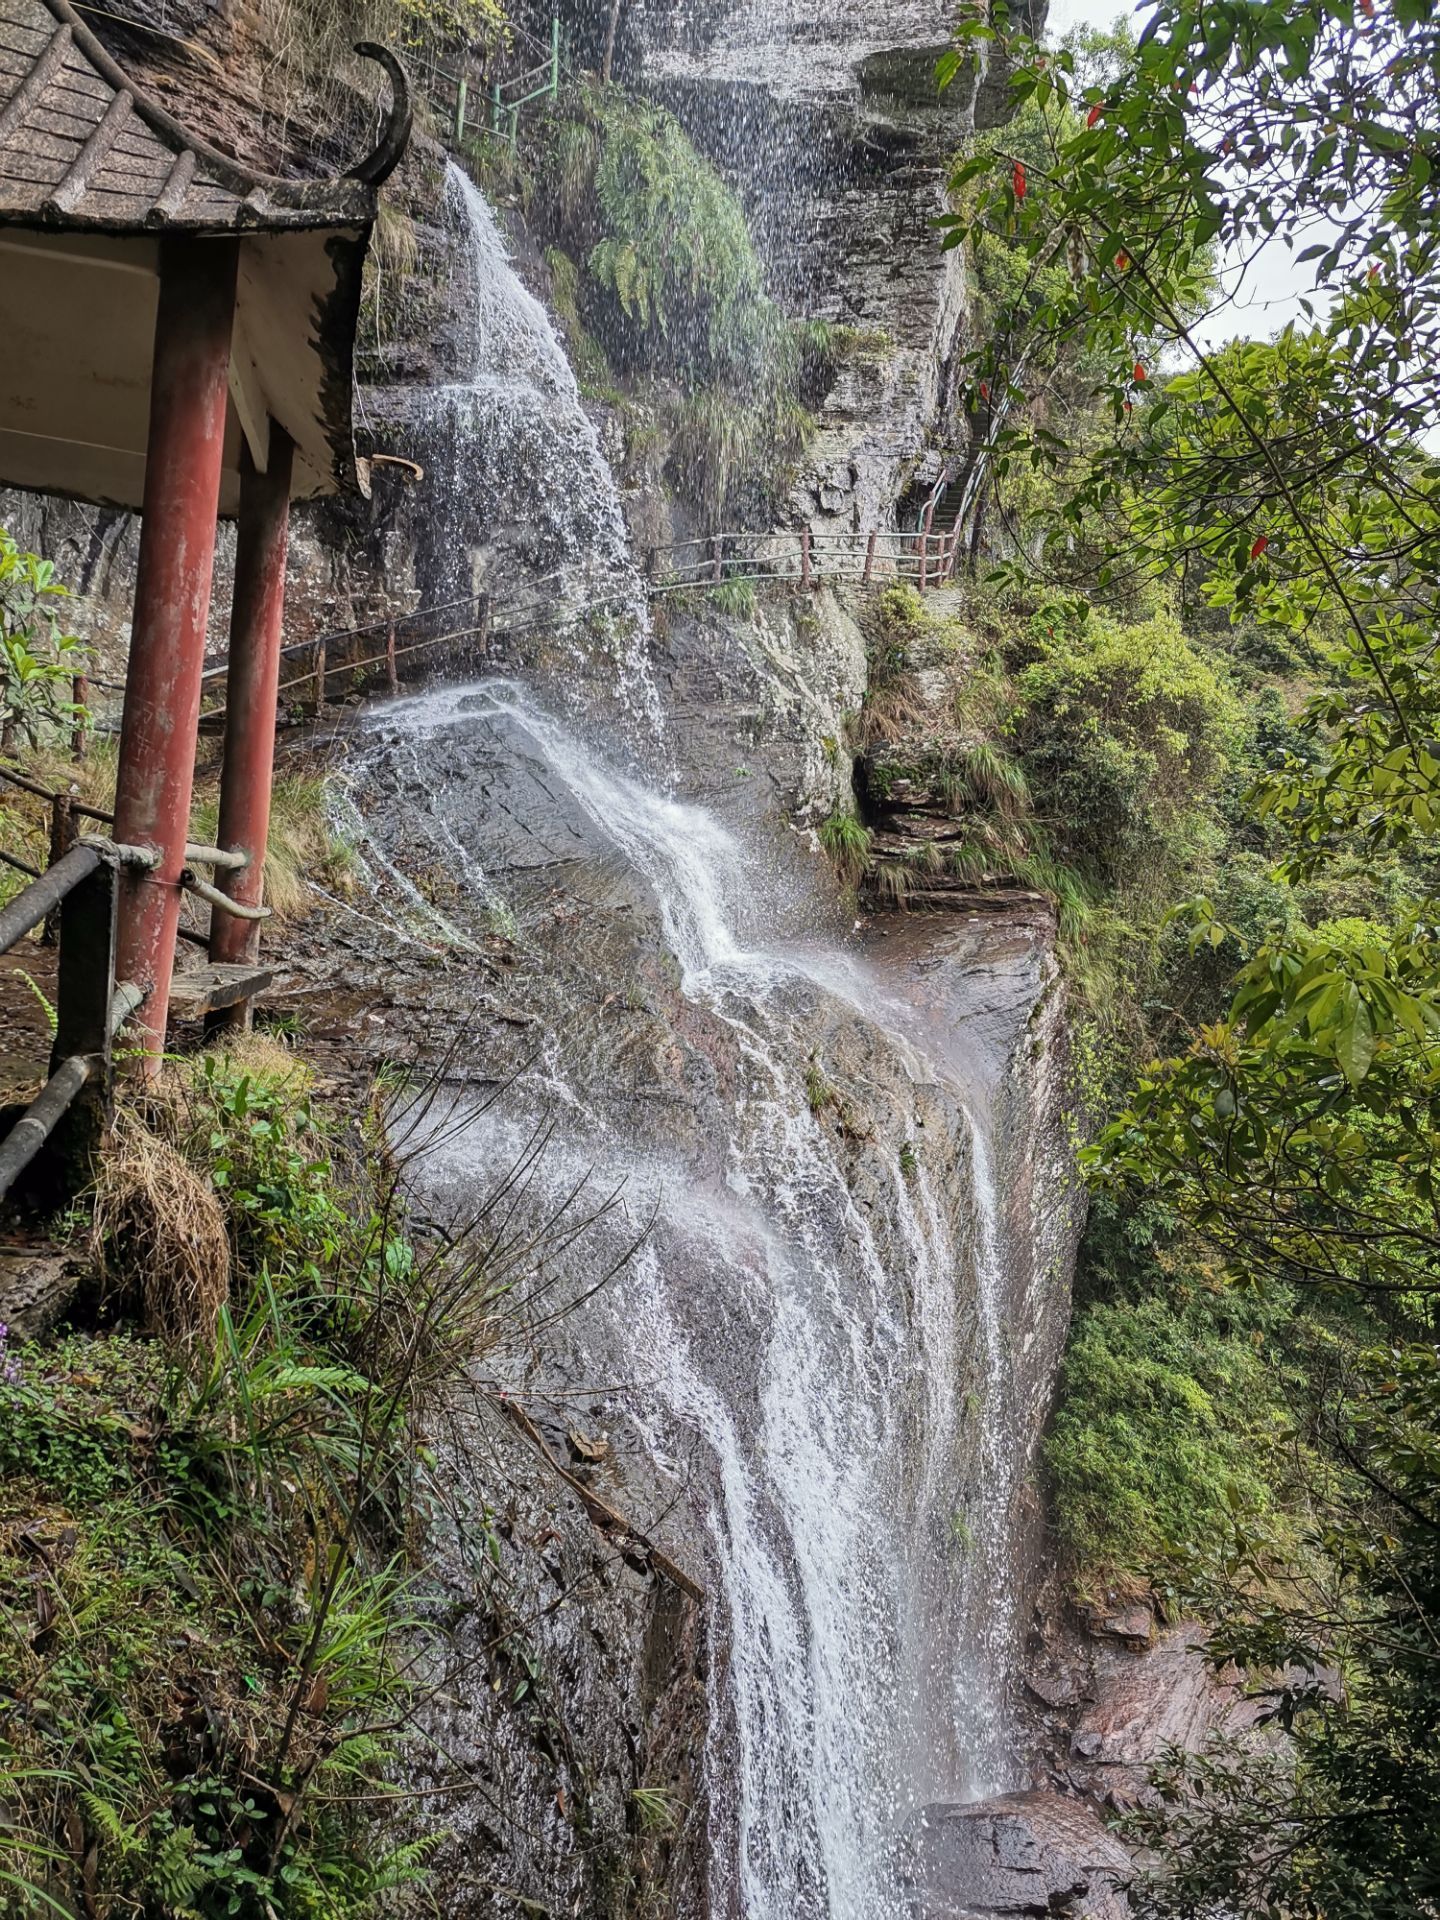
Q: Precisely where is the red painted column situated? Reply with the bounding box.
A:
[210,427,293,1005]
[113,238,238,1072]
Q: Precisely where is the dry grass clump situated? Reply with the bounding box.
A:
[205,1030,314,1094]
[89,1107,230,1348]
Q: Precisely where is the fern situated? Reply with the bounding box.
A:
[15,968,57,1033]
[149,1823,206,1909]
[78,1792,142,1859]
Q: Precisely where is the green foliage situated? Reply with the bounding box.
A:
[579,87,776,381]
[543,244,615,393]
[664,383,809,523]
[0,527,89,751]
[1007,602,1243,912]
[630,1786,681,1835]
[1047,1210,1308,1592]
[707,576,757,619]
[537,84,816,523]
[949,0,1440,1905]
[0,1048,484,1919]
[817,810,872,882]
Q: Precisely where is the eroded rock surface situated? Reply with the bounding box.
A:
[906,1791,1130,1919]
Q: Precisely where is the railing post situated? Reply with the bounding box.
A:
[492,80,501,132]
[862,529,877,585]
[800,527,812,591]
[711,536,723,584]
[550,14,560,96]
[41,795,76,947]
[70,672,87,761]
[209,430,293,1022]
[386,619,398,692]
[49,845,120,1182]
[313,636,327,713]
[455,74,468,142]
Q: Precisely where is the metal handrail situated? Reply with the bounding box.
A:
[0,838,146,1204]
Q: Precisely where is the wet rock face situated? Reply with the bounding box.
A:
[1020,1590,1265,1815]
[410,1400,709,1920]
[906,1792,1130,1919]
[619,0,1048,539]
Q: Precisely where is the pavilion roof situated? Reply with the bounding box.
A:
[0,0,409,233]
[0,0,412,508]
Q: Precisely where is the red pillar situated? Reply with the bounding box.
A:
[210,428,293,1001]
[113,238,238,1071]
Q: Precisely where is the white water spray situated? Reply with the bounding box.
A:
[352,680,1034,1917]
[433,166,665,738]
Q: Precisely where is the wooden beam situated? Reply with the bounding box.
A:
[167,962,274,1017]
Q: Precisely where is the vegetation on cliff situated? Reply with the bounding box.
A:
[2,1045,453,1916]
[956,0,1440,1904]
[526,82,824,522]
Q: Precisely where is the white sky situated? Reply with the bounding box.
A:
[1045,0,1328,351]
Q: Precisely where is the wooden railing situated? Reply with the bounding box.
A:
[646,524,973,594]
[71,522,969,748]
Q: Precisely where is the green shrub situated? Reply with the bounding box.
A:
[709,576,757,618]
[818,810,872,881]
[0,1047,506,1918]
[1007,600,1244,914]
[1047,1287,1300,1594]
[577,86,776,383]
[538,84,816,523]
[0,527,90,752]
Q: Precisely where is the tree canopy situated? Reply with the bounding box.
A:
[944,0,1440,1908]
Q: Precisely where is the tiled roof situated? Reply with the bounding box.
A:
[0,0,410,233]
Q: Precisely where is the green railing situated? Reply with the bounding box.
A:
[415,15,561,150]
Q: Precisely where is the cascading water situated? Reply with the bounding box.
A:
[345,670,1042,1916]
[415,165,664,739]
[330,70,1073,1890]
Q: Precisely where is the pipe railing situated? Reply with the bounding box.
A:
[417,14,562,147]
[0,839,147,1204]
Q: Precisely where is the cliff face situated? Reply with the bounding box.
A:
[622,0,1047,536]
[0,3,1111,1914]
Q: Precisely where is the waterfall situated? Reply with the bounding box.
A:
[348,677,1036,1918]
[425,164,664,739]
[338,139,1058,1915]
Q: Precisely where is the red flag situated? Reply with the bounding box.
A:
[1013,162,1028,200]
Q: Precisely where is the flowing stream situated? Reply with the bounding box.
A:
[349,166,1045,1917]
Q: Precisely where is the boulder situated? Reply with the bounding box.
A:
[905,1790,1131,1918]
